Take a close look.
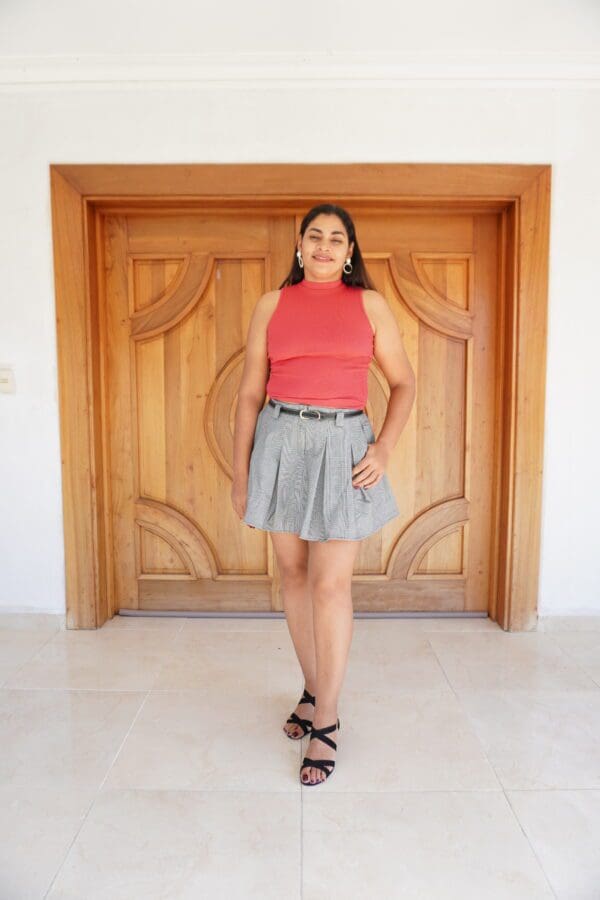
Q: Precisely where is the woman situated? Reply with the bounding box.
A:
[231,203,416,785]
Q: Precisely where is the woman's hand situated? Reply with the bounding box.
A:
[351,440,391,490]
[231,479,256,527]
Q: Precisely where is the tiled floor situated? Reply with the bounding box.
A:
[1,612,600,898]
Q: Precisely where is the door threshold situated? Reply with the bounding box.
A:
[117,609,489,619]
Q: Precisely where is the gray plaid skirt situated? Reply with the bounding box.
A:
[243,397,400,542]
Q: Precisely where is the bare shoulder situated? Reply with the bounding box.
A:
[253,288,283,323]
[241,291,284,401]
[361,289,391,336]
[261,287,283,305]
[361,289,415,389]
[245,289,283,348]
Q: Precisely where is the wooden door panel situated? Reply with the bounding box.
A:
[102,210,499,613]
[350,212,498,612]
[105,215,281,611]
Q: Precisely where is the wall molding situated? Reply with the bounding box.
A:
[2,51,600,88]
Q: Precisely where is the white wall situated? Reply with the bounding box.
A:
[1,0,599,616]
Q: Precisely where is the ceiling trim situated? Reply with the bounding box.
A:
[2,51,600,88]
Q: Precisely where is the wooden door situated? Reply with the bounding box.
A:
[101,209,499,613]
[352,211,499,612]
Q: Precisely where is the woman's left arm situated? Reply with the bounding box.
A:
[366,290,416,458]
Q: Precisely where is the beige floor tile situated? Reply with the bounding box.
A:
[47,788,301,899]
[3,616,598,897]
[507,789,600,899]
[546,630,600,687]
[153,629,299,693]
[0,785,95,899]
[347,628,455,694]
[0,688,146,789]
[4,628,182,691]
[102,614,185,633]
[0,628,57,686]
[456,689,600,789]
[354,615,500,632]
[303,687,500,792]
[302,791,554,899]
[537,616,600,633]
[427,631,598,691]
[104,688,303,792]
[180,615,290,632]
[0,613,64,631]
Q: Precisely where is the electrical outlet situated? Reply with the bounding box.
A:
[0,367,16,393]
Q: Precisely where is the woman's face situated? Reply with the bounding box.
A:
[297,214,354,281]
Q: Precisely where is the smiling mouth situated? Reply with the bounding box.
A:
[314,256,332,261]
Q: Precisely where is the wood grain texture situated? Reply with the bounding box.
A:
[50,163,550,630]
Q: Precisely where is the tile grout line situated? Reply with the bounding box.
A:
[544,632,600,690]
[425,635,558,898]
[42,688,152,898]
[0,628,63,689]
[2,616,186,692]
[16,621,588,895]
[502,791,559,899]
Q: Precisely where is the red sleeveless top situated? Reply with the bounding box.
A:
[265,277,374,408]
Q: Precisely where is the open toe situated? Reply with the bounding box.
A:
[299,718,340,786]
[284,687,315,740]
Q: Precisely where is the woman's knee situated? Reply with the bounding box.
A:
[279,561,309,587]
[270,532,309,585]
[309,574,352,600]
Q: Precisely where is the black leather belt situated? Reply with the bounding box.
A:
[268,398,364,420]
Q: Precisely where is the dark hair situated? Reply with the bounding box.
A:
[278,203,376,290]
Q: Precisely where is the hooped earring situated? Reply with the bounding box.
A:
[296,250,304,269]
[343,257,353,274]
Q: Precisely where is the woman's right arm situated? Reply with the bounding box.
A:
[231,291,278,518]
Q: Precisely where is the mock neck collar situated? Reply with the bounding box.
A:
[299,278,343,289]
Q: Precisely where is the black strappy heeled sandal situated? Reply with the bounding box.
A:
[284,687,316,740]
[300,718,340,785]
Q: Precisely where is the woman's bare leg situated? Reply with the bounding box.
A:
[269,532,317,737]
[302,538,361,783]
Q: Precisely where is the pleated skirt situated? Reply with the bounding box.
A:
[243,397,401,542]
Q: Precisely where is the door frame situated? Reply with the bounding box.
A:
[50,163,551,630]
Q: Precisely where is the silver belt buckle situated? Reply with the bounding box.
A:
[299,407,321,420]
